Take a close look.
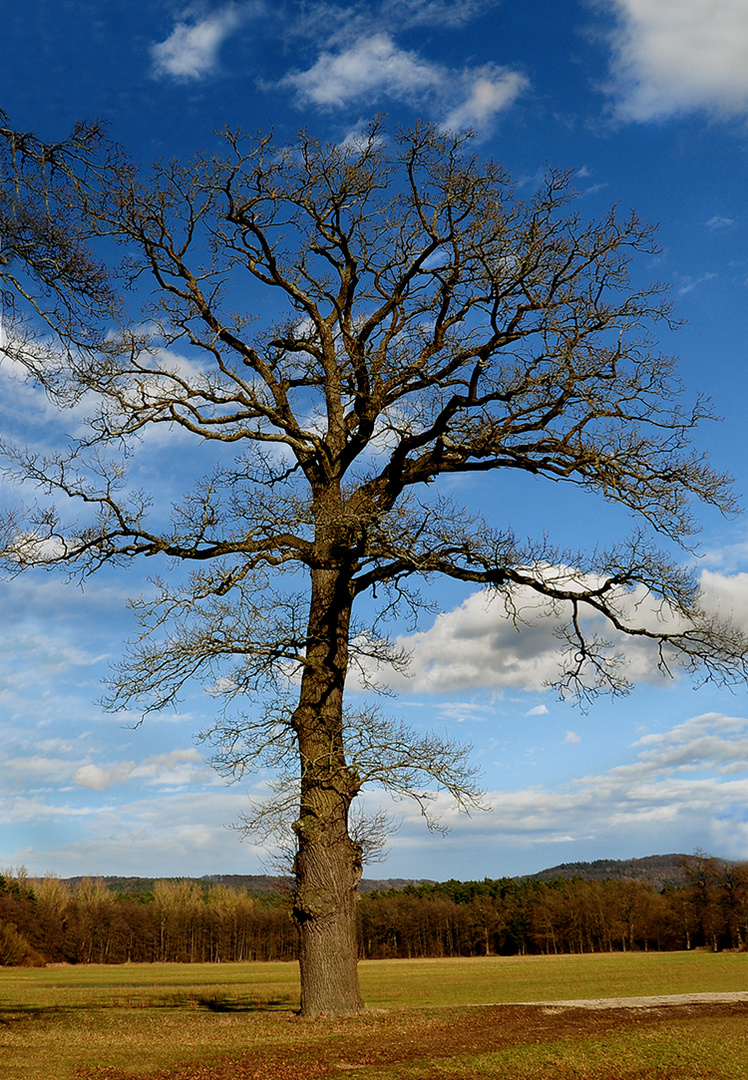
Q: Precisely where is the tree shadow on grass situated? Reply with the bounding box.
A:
[192,991,293,1012]
[0,991,296,1025]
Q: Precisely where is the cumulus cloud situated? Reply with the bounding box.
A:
[365,568,748,699]
[699,569,748,627]
[384,589,567,693]
[151,6,243,80]
[283,33,442,107]
[74,762,134,791]
[442,67,529,131]
[563,730,581,744]
[602,0,748,120]
[283,31,526,131]
[375,583,672,696]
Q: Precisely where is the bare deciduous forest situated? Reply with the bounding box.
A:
[0,854,745,967]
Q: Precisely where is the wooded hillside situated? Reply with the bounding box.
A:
[524,854,688,888]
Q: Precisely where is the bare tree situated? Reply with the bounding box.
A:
[0,110,115,357]
[1,118,747,1015]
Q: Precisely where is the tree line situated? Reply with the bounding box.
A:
[359,855,748,958]
[0,855,745,967]
[0,874,296,966]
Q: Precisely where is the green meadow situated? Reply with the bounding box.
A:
[1,952,745,1079]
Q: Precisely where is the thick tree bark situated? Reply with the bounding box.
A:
[292,563,364,1016]
[294,815,363,1016]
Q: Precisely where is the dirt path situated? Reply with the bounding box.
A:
[76,997,748,1080]
[513,991,748,1009]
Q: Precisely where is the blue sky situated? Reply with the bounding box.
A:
[2,0,748,881]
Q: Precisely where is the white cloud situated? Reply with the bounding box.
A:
[3,755,77,787]
[374,582,675,695]
[563,730,581,744]
[286,0,497,48]
[602,0,748,121]
[434,700,497,724]
[130,748,212,789]
[526,705,549,716]
[0,790,261,877]
[0,350,97,441]
[699,570,748,628]
[370,710,748,873]
[284,32,442,107]
[383,589,568,693]
[0,795,105,825]
[73,749,211,792]
[442,67,529,131]
[0,743,211,797]
[151,6,243,80]
[364,569,748,699]
[2,630,105,675]
[631,713,748,776]
[74,762,134,791]
[710,818,748,862]
[706,215,736,230]
[283,30,525,131]
[676,271,718,296]
[381,0,495,27]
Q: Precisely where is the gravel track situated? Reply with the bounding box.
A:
[516,991,748,1009]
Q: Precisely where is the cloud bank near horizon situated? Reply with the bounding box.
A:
[5,710,746,878]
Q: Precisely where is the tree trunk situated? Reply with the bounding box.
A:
[295,820,363,1016]
[292,563,364,1017]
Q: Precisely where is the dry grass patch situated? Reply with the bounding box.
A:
[1,953,746,1079]
[66,1003,748,1080]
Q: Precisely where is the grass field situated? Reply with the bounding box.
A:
[0,952,745,1079]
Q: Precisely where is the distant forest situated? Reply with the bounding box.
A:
[0,853,745,967]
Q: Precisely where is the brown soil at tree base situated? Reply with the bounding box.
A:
[75,1000,748,1080]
